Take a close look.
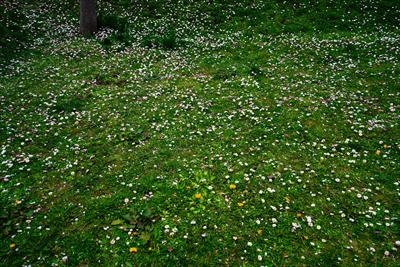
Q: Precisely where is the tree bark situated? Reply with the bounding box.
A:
[80,0,97,35]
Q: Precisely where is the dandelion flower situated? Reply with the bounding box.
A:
[129,247,137,253]
[238,202,244,207]
[229,184,236,189]
[195,193,201,199]
[10,244,15,249]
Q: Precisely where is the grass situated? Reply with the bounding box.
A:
[1,0,400,266]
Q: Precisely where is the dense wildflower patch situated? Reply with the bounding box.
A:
[1,1,399,266]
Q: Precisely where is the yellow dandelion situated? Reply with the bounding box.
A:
[129,247,137,253]
[297,213,302,217]
[304,236,309,240]
[285,197,290,202]
[257,230,262,235]
[15,200,19,205]
[229,184,236,189]
[10,244,16,249]
[194,193,201,199]
[383,144,387,149]
[376,150,381,155]
[237,202,244,207]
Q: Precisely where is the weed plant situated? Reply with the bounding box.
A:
[1,0,400,266]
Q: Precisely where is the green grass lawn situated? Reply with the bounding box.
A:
[1,1,399,266]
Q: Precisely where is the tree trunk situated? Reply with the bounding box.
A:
[80,0,97,35]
